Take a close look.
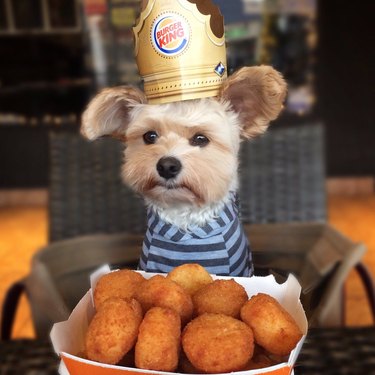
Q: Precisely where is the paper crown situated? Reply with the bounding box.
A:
[133,0,227,104]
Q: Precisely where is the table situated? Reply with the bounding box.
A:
[1,327,375,375]
[295,327,375,374]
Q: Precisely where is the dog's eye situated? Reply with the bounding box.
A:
[143,131,158,144]
[190,134,209,147]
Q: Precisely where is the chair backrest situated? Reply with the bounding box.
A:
[48,132,146,242]
[49,124,327,242]
[239,123,327,224]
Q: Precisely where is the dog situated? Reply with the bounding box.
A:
[81,65,286,276]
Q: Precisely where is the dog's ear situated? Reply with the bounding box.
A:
[219,66,287,139]
[81,86,147,141]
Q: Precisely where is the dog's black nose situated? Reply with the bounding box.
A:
[157,157,182,179]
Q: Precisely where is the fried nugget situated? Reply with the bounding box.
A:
[135,307,181,371]
[167,263,213,295]
[85,298,142,364]
[182,313,254,373]
[192,279,248,318]
[94,269,145,309]
[135,275,193,325]
[240,293,303,356]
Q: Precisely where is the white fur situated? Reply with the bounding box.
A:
[146,190,236,230]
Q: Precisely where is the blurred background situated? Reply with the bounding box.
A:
[0,0,374,339]
[0,0,373,183]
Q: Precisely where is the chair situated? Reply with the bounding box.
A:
[2,124,374,340]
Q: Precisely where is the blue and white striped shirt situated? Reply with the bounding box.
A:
[139,193,253,277]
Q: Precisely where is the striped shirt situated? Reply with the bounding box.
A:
[139,193,253,276]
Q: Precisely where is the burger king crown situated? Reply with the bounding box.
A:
[133,0,227,104]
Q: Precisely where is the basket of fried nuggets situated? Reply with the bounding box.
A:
[84,264,303,374]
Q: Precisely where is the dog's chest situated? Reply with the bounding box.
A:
[138,196,253,276]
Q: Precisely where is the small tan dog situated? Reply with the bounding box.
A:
[81,66,286,276]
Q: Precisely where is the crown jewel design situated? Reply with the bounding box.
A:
[133,0,227,104]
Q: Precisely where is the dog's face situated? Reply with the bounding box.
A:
[123,98,240,208]
[81,66,287,209]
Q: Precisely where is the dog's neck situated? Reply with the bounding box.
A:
[145,191,234,231]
